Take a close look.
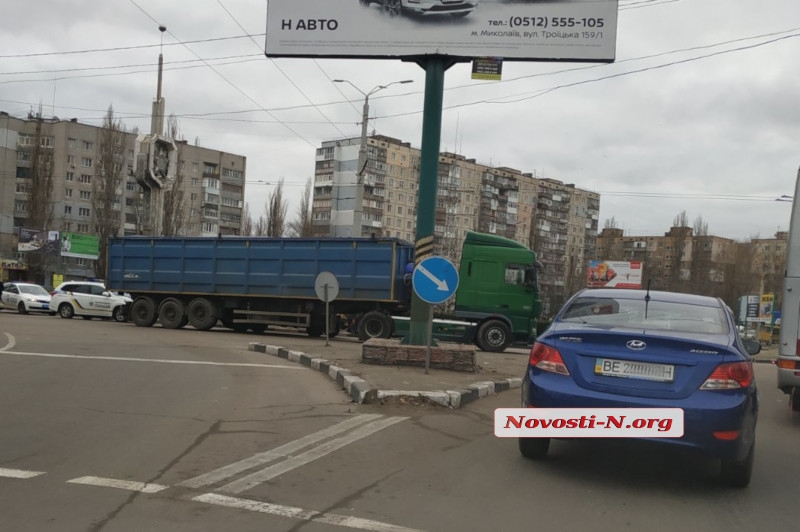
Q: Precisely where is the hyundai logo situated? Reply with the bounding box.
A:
[626,340,647,350]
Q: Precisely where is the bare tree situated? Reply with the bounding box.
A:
[92,105,126,277]
[26,109,55,231]
[673,210,689,228]
[162,115,186,236]
[265,178,288,237]
[286,178,314,237]
[603,216,619,229]
[253,214,268,236]
[693,215,709,236]
[241,202,254,236]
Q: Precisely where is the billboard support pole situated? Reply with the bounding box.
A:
[406,55,456,346]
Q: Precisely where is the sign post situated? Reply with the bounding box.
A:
[412,256,459,373]
[314,271,340,346]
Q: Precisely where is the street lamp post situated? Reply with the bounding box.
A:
[332,79,413,237]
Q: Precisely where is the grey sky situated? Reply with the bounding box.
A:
[2,0,798,241]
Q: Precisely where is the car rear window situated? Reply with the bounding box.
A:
[560,296,729,334]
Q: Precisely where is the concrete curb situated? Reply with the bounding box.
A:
[248,342,521,408]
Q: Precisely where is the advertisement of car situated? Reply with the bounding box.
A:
[587,260,642,289]
[17,228,60,254]
[60,231,99,260]
[265,0,619,62]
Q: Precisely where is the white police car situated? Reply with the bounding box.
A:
[50,281,131,322]
[0,282,55,315]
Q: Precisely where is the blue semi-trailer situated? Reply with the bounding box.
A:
[107,232,543,352]
[107,235,413,339]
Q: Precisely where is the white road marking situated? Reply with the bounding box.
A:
[180,414,384,489]
[193,493,425,532]
[0,350,304,370]
[0,332,15,352]
[67,476,169,493]
[220,416,408,494]
[0,467,45,479]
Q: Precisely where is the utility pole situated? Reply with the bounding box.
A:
[332,79,413,237]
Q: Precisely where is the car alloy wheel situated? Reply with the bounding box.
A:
[381,0,401,17]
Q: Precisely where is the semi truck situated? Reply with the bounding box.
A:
[106,231,542,352]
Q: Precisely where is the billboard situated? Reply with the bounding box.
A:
[759,294,774,321]
[17,228,60,254]
[587,260,642,289]
[265,0,619,62]
[60,232,99,260]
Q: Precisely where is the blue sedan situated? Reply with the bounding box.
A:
[520,288,761,488]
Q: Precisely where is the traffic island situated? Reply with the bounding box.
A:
[361,338,477,373]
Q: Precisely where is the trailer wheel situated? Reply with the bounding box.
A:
[476,319,511,352]
[130,297,157,327]
[357,311,393,341]
[159,298,187,329]
[187,298,217,331]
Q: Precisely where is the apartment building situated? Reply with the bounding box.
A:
[313,134,599,311]
[595,225,787,311]
[0,110,245,281]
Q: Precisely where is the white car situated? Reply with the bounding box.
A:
[50,281,130,322]
[360,0,478,18]
[0,282,55,315]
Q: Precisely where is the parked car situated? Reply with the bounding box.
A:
[50,281,131,322]
[0,282,55,315]
[519,288,761,487]
[359,0,478,18]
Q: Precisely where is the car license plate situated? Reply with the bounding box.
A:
[595,358,675,382]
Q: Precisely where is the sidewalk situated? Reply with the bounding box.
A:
[247,331,779,409]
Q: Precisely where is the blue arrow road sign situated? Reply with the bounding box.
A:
[412,256,459,305]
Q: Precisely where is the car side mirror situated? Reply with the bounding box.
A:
[742,339,761,356]
[102,291,111,297]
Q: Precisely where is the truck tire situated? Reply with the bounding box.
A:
[357,311,393,341]
[187,298,217,331]
[130,297,158,327]
[159,298,187,329]
[476,319,511,352]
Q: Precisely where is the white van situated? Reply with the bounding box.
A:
[778,167,800,410]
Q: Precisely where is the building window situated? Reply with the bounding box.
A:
[80,190,91,200]
[77,223,89,232]
[66,188,73,198]
[15,200,28,212]
[79,207,90,217]
[66,172,74,181]
[64,205,72,215]
[193,162,199,172]
[81,157,92,168]
[191,178,198,187]
[68,138,77,149]
[16,167,30,178]
[79,174,91,184]
[126,181,136,191]
[82,140,93,150]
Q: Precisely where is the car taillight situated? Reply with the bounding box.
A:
[529,342,570,376]
[700,361,753,390]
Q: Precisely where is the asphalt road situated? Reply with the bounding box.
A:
[1,312,799,531]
